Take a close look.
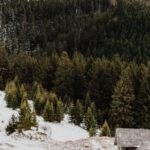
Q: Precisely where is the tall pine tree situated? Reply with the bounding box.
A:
[111,68,135,129]
[84,106,97,135]
[55,98,64,122]
[18,91,37,131]
[5,81,18,109]
[42,100,55,122]
[100,120,111,137]
[70,99,84,125]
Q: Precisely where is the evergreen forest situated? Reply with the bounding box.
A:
[0,0,150,135]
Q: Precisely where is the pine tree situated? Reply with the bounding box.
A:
[111,68,135,129]
[42,100,55,122]
[84,107,97,133]
[53,51,73,98]
[0,47,9,90]
[90,102,96,117]
[49,92,58,103]
[89,127,96,137]
[31,108,38,128]
[6,114,18,135]
[5,81,18,109]
[63,95,72,112]
[17,84,26,107]
[70,99,84,125]
[85,92,91,109]
[134,65,150,129]
[100,120,111,137]
[32,81,42,100]
[18,92,32,131]
[72,51,86,99]
[34,85,46,115]
[55,98,64,122]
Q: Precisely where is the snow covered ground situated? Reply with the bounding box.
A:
[0,91,117,150]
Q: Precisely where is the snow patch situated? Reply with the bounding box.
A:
[37,115,89,141]
[0,91,117,150]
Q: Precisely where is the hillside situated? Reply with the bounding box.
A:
[0,0,149,147]
[0,91,117,150]
[1,0,150,61]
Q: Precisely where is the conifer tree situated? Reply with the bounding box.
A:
[111,68,135,129]
[100,120,111,137]
[32,81,42,100]
[31,108,38,128]
[85,92,91,109]
[53,51,73,98]
[17,84,26,107]
[5,81,18,109]
[89,127,96,137]
[18,92,32,131]
[84,107,97,133]
[34,85,46,115]
[55,98,64,122]
[0,47,9,90]
[134,65,150,129]
[72,51,86,99]
[90,102,96,117]
[49,92,58,103]
[42,100,55,122]
[70,99,84,125]
[63,95,72,112]
[6,114,18,135]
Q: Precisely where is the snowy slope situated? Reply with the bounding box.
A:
[0,92,18,132]
[37,115,89,141]
[0,91,117,150]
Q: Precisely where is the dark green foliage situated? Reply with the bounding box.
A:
[6,96,38,134]
[89,127,96,137]
[53,51,73,98]
[0,48,10,90]
[55,98,64,122]
[72,52,86,100]
[3,49,150,131]
[100,120,111,137]
[3,50,150,131]
[5,81,18,109]
[2,0,150,61]
[34,85,46,115]
[89,56,122,124]
[134,64,150,128]
[41,92,64,122]
[42,101,55,122]
[31,110,38,128]
[84,92,91,109]
[5,79,28,109]
[111,68,135,128]
[6,115,18,135]
[18,92,38,131]
[1,0,150,132]
[17,84,27,107]
[84,107,97,134]
[70,100,84,125]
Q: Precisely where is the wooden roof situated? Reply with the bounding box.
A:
[115,128,150,148]
[137,142,150,150]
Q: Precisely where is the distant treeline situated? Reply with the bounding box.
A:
[1,0,150,62]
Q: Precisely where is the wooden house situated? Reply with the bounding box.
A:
[137,142,150,150]
[115,128,150,150]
